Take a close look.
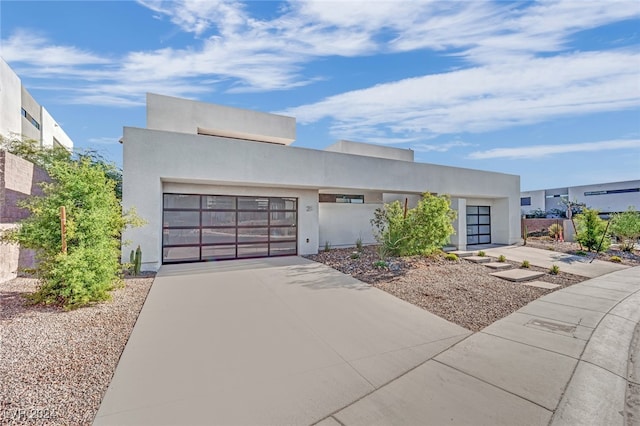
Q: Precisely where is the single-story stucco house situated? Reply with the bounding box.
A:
[121,93,521,271]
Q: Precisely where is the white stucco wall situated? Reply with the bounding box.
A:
[0,59,22,138]
[319,204,380,249]
[122,126,521,270]
[520,190,546,215]
[40,107,73,150]
[146,93,296,145]
[325,140,414,161]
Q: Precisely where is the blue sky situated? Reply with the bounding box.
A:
[1,0,639,191]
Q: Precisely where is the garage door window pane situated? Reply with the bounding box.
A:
[238,212,268,226]
[164,211,199,227]
[270,198,296,210]
[479,225,491,234]
[479,206,490,214]
[238,227,268,243]
[163,229,200,245]
[203,196,235,210]
[270,211,296,226]
[270,227,296,240]
[238,244,268,258]
[270,241,296,255]
[238,197,269,210]
[479,215,491,225]
[466,206,478,214]
[202,211,235,226]
[202,228,236,244]
[202,245,236,260]
[164,194,200,209]
[163,246,199,262]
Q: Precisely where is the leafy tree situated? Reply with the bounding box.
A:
[609,207,640,252]
[371,193,456,256]
[574,208,610,252]
[1,138,139,309]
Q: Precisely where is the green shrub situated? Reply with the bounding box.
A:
[521,260,530,268]
[370,193,457,257]
[497,255,506,262]
[373,260,388,269]
[609,207,640,252]
[445,253,458,261]
[324,241,331,252]
[1,157,140,309]
[350,252,360,259]
[549,265,560,275]
[477,250,486,257]
[610,256,622,263]
[575,208,610,252]
[355,237,363,252]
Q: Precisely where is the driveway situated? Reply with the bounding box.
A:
[94,257,470,425]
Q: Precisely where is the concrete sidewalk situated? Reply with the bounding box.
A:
[321,265,640,426]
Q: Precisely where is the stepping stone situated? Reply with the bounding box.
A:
[449,250,473,258]
[465,256,492,263]
[484,262,512,270]
[521,280,561,289]
[490,269,545,282]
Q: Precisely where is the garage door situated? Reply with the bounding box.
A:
[162,194,297,264]
[466,205,491,245]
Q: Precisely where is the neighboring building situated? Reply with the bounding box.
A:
[521,180,640,217]
[0,57,73,150]
[122,93,521,271]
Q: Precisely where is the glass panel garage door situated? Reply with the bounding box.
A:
[163,194,297,264]
[466,205,491,245]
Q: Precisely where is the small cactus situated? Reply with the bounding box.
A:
[133,245,142,276]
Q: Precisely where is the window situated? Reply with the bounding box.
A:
[319,194,364,203]
[520,197,531,206]
[21,107,40,130]
[584,188,639,196]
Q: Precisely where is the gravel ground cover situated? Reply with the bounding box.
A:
[0,275,153,425]
[306,246,586,332]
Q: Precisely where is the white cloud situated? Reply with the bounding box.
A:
[0,30,108,66]
[284,50,640,139]
[1,0,638,109]
[468,139,640,160]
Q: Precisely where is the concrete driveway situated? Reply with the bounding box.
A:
[94,257,470,425]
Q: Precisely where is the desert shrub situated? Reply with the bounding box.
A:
[350,252,360,259]
[610,256,622,263]
[521,260,530,268]
[355,237,363,252]
[445,253,458,261]
[1,157,139,309]
[498,255,506,262]
[609,207,640,252]
[324,241,331,252]
[373,260,388,269]
[477,250,486,257]
[549,265,560,275]
[548,223,563,240]
[371,193,456,256]
[575,208,610,252]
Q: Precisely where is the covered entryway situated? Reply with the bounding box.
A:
[466,205,491,245]
[162,193,297,263]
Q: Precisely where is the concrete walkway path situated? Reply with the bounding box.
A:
[94,257,470,425]
[482,245,629,278]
